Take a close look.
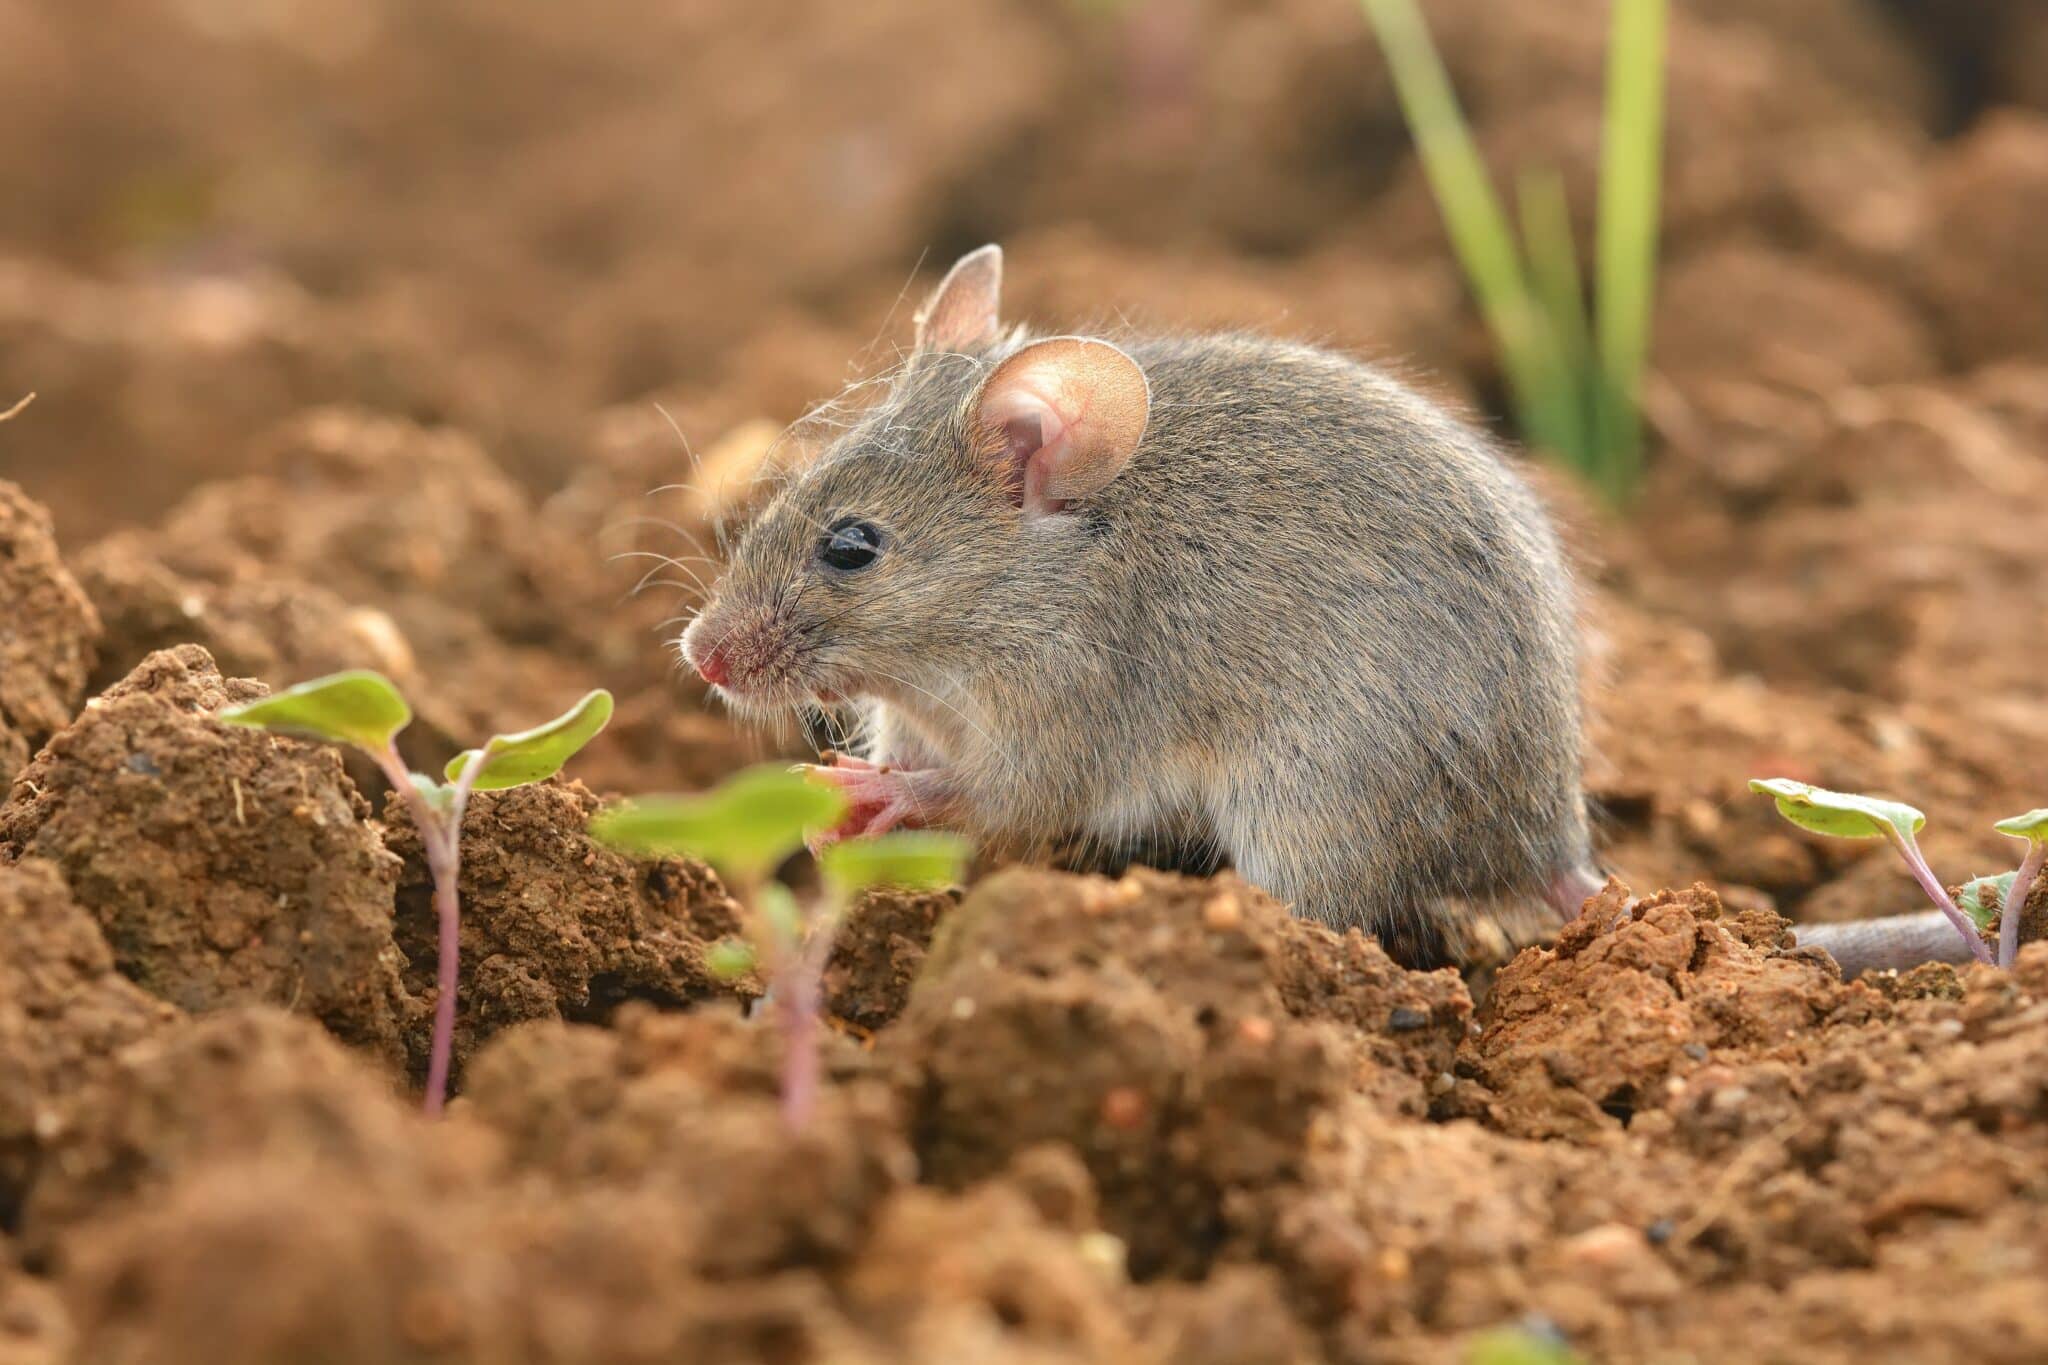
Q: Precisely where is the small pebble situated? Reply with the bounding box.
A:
[1562,1223,1648,1272]
[1099,1086,1147,1131]
[1388,1006,1428,1033]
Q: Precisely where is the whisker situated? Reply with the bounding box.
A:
[653,403,700,475]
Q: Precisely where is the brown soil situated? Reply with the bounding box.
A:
[0,646,414,1068]
[381,780,745,1086]
[0,483,99,778]
[4,1,2048,1360]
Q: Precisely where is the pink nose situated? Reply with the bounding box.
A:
[694,641,732,687]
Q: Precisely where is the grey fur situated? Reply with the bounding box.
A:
[688,295,1594,967]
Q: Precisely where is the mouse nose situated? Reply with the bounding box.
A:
[695,642,732,687]
[681,616,734,687]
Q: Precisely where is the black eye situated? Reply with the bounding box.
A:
[819,519,883,572]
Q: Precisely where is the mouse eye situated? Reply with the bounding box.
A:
[819,518,883,572]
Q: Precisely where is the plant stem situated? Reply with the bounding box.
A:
[777,957,821,1132]
[2000,841,2046,969]
[1885,827,1995,966]
[379,744,484,1115]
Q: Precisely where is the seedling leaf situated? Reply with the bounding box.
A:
[1994,809,2048,843]
[1959,873,2018,931]
[819,831,971,897]
[588,765,848,880]
[1747,778,1925,842]
[705,939,758,981]
[218,670,411,751]
[1467,1324,1583,1365]
[447,689,613,790]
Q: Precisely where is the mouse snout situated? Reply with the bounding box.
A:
[680,609,788,694]
[680,614,733,686]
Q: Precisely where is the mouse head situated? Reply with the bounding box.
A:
[681,245,1152,718]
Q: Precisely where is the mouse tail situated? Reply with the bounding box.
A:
[1794,912,1982,978]
[1542,862,1608,923]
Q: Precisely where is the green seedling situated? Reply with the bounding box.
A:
[1466,1322,1583,1365]
[1993,809,2048,970]
[592,765,969,1130]
[221,672,612,1114]
[1750,779,2048,968]
[1358,0,1666,505]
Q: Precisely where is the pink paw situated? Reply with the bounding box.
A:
[801,761,930,848]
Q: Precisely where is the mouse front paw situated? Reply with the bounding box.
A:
[798,763,952,848]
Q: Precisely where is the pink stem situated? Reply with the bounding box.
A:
[777,963,820,1132]
[776,906,847,1132]
[1888,828,1995,966]
[2000,842,2047,970]
[378,744,483,1116]
[420,831,462,1117]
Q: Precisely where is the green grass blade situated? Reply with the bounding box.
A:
[1515,168,1596,477]
[1357,0,1560,451]
[1592,0,1668,500]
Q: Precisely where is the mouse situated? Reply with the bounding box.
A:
[680,244,1980,976]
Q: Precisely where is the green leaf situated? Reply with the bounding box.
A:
[1748,778,1925,843]
[705,939,758,981]
[217,670,411,751]
[588,764,848,881]
[819,831,971,898]
[1994,809,2048,843]
[1959,873,2017,930]
[447,689,613,791]
[409,773,455,815]
[1467,1325,1582,1365]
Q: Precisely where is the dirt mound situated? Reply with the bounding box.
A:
[81,405,753,793]
[0,646,415,1067]
[1468,881,1882,1139]
[0,860,173,1226]
[71,541,420,701]
[18,1007,433,1256]
[0,482,99,781]
[822,887,958,1033]
[893,867,1470,1280]
[381,780,742,1086]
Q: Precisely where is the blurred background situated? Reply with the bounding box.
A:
[2,0,2045,928]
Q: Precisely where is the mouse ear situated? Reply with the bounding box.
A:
[913,245,1003,354]
[973,336,1150,517]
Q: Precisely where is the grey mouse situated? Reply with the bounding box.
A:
[682,245,1976,974]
